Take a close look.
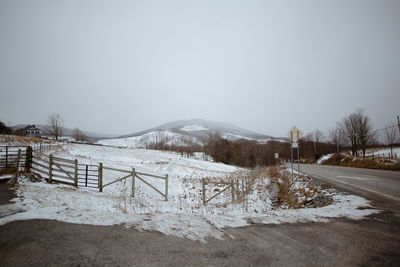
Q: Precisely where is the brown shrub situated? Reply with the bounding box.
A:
[322,153,400,170]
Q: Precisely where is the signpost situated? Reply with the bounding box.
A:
[287,126,303,176]
[274,153,279,165]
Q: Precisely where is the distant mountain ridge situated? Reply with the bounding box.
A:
[12,119,287,146]
[119,119,272,140]
[97,119,287,148]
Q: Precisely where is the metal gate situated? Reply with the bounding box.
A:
[77,164,99,188]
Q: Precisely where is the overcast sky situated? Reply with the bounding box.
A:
[1,0,399,137]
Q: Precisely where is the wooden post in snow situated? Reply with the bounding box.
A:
[231,180,235,202]
[5,146,8,168]
[165,174,168,201]
[25,146,32,173]
[74,159,78,187]
[49,154,53,183]
[99,163,103,192]
[202,178,206,205]
[131,168,136,198]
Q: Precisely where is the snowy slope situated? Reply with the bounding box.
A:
[98,131,200,148]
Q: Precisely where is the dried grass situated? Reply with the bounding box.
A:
[269,169,328,209]
[0,134,49,145]
[323,153,400,170]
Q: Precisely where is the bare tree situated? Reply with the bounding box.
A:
[47,113,63,140]
[356,109,377,157]
[311,129,324,158]
[328,124,343,154]
[73,127,86,142]
[340,112,360,156]
[384,125,398,158]
[340,109,376,157]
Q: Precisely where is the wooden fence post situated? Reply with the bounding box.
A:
[5,146,8,168]
[202,178,206,205]
[165,174,168,201]
[131,168,136,198]
[49,154,53,183]
[99,163,103,192]
[231,180,235,202]
[25,146,32,173]
[74,159,78,187]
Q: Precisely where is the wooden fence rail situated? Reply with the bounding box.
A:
[0,146,27,169]
[3,145,169,202]
[6,149,22,185]
[101,166,168,201]
[202,167,260,205]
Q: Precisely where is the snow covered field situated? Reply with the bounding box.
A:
[366,147,400,157]
[0,143,379,242]
[97,131,200,149]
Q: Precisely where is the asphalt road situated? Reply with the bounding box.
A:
[1,168,400,266]
[293,164,400,213]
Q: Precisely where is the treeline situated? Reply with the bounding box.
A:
[0,120,12,134]
[326,109,377,157]
[324,109,400,158]
[203,136,290,167]
[203,134,337,168]
[298,139,337,160]
[145,133,202,157]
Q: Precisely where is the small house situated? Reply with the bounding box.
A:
[25,125,42,138]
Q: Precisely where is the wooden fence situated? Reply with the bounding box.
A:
[2,144,170,201]
[102,165,168,201]
[30,152,169,200]
[0,146,26,169]
[31,142,56,152]
[32,154,73,186]
[202,168,260,205]
[1,142,61,175]
[0,146,27,175]
[369,153,398,160]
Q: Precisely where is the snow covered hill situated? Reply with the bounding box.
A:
[98,119,287,148]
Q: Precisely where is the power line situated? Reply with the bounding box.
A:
[375,124,397,132]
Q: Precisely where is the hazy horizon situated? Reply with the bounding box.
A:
[1,0,399,137]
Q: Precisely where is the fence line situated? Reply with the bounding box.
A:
[0,146,27,176]
[29,149,169,200]
[202,167,260,205]
[6,149,22,185]
[369,153,398,160]
[2,145,170,202]
[101,165,168,201]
